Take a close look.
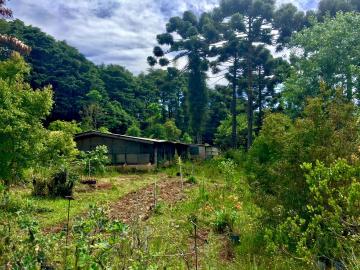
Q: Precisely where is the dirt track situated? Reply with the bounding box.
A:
[45,175,192,233]
[110,177,192,223]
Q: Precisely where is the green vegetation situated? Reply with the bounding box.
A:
[1,0,360,269]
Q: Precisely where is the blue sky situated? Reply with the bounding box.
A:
[8,0,318,74]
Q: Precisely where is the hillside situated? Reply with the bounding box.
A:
[1,0,360,269]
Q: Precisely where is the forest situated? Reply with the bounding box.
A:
[0,0,360,269]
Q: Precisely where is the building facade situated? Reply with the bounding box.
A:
[75,131,189,165]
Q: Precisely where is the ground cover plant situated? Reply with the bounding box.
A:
[0,0,360,269]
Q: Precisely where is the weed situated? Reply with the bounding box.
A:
[186,175,197,184]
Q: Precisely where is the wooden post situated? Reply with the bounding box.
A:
[64,196,74,269]
[177,156,183,190]
[192,220,198,270]
[154,145,158,165]
[153,178,157,210]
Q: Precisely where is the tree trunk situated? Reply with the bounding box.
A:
[246,19,254,150]
[231,56,238,148]
[346,69,353,101]
[246,50,254,150]
[257,68,263,135]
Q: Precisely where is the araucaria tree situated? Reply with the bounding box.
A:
[148,11,213,143]
[216,0,276,149]
[208,11,245,148]
[210,0,303,149]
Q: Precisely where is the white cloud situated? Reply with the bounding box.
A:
[7,0,318,74]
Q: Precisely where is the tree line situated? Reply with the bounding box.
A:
[1,0,359,146]
[1,0,360,267]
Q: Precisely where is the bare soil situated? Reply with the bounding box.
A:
[109,177,192,223]
[45,175,192,233]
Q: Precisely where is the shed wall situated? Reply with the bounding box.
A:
[76,135,155,165]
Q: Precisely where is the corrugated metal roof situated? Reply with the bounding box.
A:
[75,131,189,145]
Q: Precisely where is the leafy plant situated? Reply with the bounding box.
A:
[266,159,360,267]
[48,168,79,197]
[79,145,110,176]
[0,212,56,269]
[218,159,236,189]
[186,175,197,184]
[212,209,238,234]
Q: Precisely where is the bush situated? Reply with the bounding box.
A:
[32,168,79,198]
[0,213,56,269]
[80,145,110,176]
[48,168,79,197]
[186,175,197,184]
[266,159,360,267]
[212,209,237,234]
[32,176,48,197]
[247,89,359,218]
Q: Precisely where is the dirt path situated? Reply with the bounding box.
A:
[110,177,192,223]
[45,175,192,233]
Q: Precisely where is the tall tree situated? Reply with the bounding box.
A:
[204,85,231,144]
[214,0,305,149]
[273,3,308,50]
[214,0,275,149]
[318,0,360,18]
[283,12,360,117]
[252,46,290,133]
[209,12,245,148]
[148,11,213,143]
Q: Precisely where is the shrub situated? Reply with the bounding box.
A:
[186,175,197,184]
[212,209,237,234]
[0,213,56,269]
[48,168,79,197]
[32,168,79,197]
[32,176,48,197]
[247,89,359,219]
[80,145,110,176]
[266,159,360,267]
[218,159,236,188]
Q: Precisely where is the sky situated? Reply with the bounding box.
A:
[8,0,318,74]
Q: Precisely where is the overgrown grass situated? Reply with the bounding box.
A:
[5,173,157,228]
[143,159,309,269]
[1,160,311,269]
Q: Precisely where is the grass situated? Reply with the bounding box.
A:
[137,160,309,269]
[1,160,310,269]
[7,173,157,228]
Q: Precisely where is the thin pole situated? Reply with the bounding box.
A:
[64,195,74,269]
[64,197,71,269]
[179,158,183,190]
[153,179,157,210]
[194,221,198,270]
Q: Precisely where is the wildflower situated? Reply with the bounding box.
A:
[235,203,242,210]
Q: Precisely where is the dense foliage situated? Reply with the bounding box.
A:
[1,0,360,268]
[0,53,53,185]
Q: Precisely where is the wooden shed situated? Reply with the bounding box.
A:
[75,131,189,165]
[190,144,219,160]
[190,144,206,160]
[205,144,219,159]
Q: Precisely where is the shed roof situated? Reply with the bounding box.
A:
[75,131,189,146]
